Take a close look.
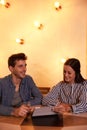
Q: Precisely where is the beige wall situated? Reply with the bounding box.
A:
[0,0,87,87]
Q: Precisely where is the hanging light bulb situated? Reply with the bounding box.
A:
[16,38,24,45]
[5,2,10,8]
[61,58,66,63]
[54,1,62,11]
[0,0,5,5]
[0,0,10,8]
[34,21,43,30]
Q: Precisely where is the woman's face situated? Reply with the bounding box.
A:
[63,65,76,84]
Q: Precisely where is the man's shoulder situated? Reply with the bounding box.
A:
[0,75,11,83]
[22,75,36,87]
[23,75,34,82]
[24,75,32,79]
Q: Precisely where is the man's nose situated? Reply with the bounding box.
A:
[23,66,26,71]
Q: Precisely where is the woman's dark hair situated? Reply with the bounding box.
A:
[8,53,27,67]
[64,58,85,83]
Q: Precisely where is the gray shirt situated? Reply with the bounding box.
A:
[0,74,42,116]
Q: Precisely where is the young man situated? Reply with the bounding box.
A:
[0,53,42,117]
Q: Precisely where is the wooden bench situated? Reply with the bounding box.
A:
[38,87,50,95]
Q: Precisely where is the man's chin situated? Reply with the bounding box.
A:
[20,75,26,79]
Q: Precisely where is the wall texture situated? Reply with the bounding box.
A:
[0,0,87,87]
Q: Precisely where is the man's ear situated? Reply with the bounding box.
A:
[8,66,13,72]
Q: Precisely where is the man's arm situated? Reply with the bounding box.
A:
[27,76,43,105]
[0,81,14,116]
[0,104,14,116]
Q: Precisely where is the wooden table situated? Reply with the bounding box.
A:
[0,115,24,130]
[0,113,87,130]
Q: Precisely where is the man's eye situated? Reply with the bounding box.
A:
[68,72,71,74]
[19,65,23,67]
[64,71,66,73]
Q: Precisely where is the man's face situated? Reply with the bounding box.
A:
[63,65,75,84]
[9,60,27,79]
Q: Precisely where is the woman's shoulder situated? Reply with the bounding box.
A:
[82,79,87,86]
[56,81,64,85]
[52,81,65,89]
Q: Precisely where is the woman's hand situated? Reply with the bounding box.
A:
[53,103,72,113]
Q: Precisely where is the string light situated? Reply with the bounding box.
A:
[34,21,43,30]
[0,0,10,8]
[0,0,5,5]
[54,1,62,11]
[16,38,24,45]
[61,58,66,63]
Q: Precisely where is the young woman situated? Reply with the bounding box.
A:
[42,58,87,113]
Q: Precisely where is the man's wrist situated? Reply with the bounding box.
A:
[11,108,18,116]
[11,109,15,116]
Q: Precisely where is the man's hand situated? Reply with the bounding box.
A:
[11,104,34,117]
[53,103,72,113]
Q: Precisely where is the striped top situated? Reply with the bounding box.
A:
[42,81,87,113]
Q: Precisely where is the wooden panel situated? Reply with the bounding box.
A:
[38,87,50,95]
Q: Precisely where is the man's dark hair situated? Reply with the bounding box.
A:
[8,53,27,67]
